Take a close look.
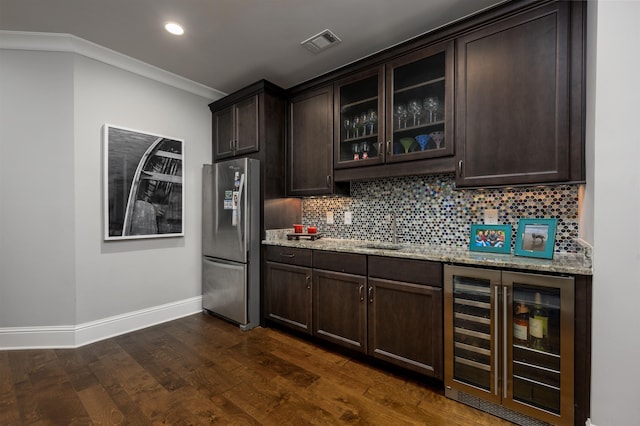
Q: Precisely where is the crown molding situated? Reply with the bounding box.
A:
[0,30,226,100]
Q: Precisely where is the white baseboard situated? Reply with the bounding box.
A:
[0,296,203,350]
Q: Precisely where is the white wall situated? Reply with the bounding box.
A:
[0,35,218,345]
[589,1,640,425]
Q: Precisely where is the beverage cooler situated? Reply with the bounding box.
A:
[443,265,575,426]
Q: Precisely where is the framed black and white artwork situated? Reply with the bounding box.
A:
[103,124,184,240]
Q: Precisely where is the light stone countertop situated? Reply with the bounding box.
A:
[262,233,592,276]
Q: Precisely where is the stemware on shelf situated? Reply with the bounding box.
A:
[367,109,377,135]
[361,141,370,159]
[394,104,408,129]
[423,97,440,123]
[351,116,361,138]
[352,142,362,160]
[399,137,414,153]
[407,99,423,126]
[429,131,444,149]
[343,118,351,139]
[415,134,431,151]
[360,112,369,137]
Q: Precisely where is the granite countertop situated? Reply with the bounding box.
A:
[262,234,592,276]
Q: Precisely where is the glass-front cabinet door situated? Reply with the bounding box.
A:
[334,66,384,168]
[385,40,454,163]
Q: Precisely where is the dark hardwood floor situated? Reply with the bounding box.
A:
[0,313,514,425]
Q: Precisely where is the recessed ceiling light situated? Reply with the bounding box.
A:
[165,22,184,36]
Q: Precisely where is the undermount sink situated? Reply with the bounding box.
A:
[360,243,405,251]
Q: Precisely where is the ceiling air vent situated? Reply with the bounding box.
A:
[301,29,342,53]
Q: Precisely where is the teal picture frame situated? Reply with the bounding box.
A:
[514,218,557,259]
[469,224,512,254]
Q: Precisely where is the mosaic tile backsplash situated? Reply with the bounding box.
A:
[301,174,581,253]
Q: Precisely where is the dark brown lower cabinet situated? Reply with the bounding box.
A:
[312,250,368,351]
[264,246,313,334]
[265,247,443,380]
[313,269,367,351]
[367,277,442,378]
[368,256,443,379]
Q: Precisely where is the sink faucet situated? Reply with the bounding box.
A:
[390,213,398,244]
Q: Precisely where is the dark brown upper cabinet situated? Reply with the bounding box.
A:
[211,94,258,160]
[287,85,348,196]
[455,1,585,188]
[332,41,455,177]
[286,0,585,187]
[209,80,288,164]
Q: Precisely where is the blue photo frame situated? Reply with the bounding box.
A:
[514,218,557,259]
[469,224,512,254]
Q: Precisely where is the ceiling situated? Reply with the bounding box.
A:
[0,0,505,95]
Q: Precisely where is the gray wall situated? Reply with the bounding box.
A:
[0,48,214,327]
[0,50,77,327]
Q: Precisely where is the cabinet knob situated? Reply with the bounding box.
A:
[326,175,332,188]
[458,160,463,177]
[279,253,295,258]
[305,275,311,289]
[386,140,391,156]
[368,286,373,303]
[358,284,364,302]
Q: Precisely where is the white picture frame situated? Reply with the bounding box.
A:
[103,124,184,240]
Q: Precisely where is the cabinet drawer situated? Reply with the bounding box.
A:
[266,246,312,267]
[368,256,442,287]
[313,250,367,275]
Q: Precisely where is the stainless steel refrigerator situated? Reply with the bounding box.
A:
[202,158,260,330]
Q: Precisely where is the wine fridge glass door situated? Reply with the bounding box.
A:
[504,272,574,425]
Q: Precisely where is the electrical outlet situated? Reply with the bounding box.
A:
[326,211,334,224]
[484,209,499,224]
[344,211,352,225]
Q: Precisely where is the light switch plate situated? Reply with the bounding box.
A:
[344,211,352,225]
[326,211,334,224]
[484,209,499,225]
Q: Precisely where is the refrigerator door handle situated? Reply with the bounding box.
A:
[236,172,247,249]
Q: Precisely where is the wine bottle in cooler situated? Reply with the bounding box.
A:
[529,292,549,351]
[513,302,529,346]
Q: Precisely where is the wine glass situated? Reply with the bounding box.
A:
[361,141,370,159]
[423,97,440,123]
[399,137,415,153]
[367,109,377,135]
[352,142,362,160]
[429,131,444,149]
[360,112,369,137]
[394,104,408,129]
[351,116,361,138]
[343,118,351,139]
[415,134,431,151]
[407,99,423,127]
